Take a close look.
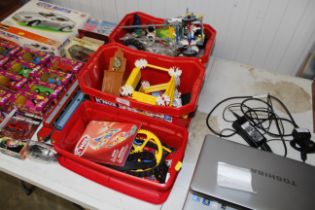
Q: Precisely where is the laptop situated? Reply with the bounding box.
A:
[184,135,315,210]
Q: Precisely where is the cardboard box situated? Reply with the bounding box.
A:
[0,0,89,55]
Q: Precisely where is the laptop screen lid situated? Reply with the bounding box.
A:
[189,135,315,210]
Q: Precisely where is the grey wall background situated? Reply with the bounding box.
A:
[45,0,315,76]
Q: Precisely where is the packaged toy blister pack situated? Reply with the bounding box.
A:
[0,37,84,118]
[74,120,140,167]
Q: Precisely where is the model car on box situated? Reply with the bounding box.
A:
[1,0,89,56]
[26,79,63,99]
[68,44,94,62]
[0,70,27,90]
[64,37,101,62]
[49,56,83,74]
[13,11,76,32]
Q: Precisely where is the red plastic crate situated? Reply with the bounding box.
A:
[78,43,205,127]
[52,101,188,204]
[109,11,216,66]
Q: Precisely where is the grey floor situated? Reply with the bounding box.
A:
[0,171,80,210]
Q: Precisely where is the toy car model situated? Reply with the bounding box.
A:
[32,85,53,96]
[64,37,100,62]
[13,11,76,32]
[67,44,95,62]
[27,79,63,99]
[49,56,83,74]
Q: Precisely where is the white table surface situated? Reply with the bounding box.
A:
[0,57,314,210]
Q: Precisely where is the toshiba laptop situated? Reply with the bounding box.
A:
[184,135,315,210]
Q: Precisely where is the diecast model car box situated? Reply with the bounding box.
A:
[1,0,89,55]
[0,23,62,55]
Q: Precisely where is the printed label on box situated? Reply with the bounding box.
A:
[95,97,117,107]
[94,97,172,122]
[116,97,130,106]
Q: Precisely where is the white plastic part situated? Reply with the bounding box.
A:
[120,85,134,96]
[134,59,148,69]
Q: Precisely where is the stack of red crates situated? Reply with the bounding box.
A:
[78,43,205,127]
[52,11,216,204]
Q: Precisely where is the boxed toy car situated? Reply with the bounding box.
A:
[0,137,28,159]
[63,36,102,62]
[0,0,89,55]
[48,56,84,74]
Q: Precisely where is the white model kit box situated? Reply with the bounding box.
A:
[0,0,89,55]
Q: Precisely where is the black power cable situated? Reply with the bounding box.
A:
[206,94,310,160]
[206,96,252,138]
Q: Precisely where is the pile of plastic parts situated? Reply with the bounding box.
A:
[110,129,175,183]
[120,9,207,57]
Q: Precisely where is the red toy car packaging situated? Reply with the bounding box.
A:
[48,56,84,74]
